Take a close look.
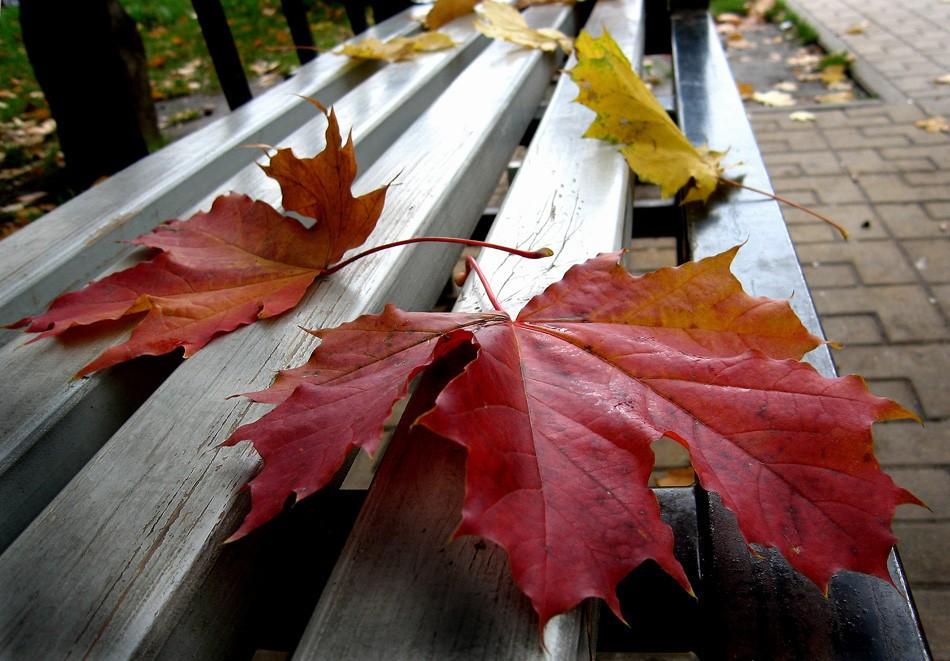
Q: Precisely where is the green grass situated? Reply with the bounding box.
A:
[709,0,748,17]
[767,0,819,45]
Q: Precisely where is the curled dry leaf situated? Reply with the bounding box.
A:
[339,32,456,62]
[775,81,798,92]
[820,64,847,87]
[7,105,389,375]
[914,116,950,133]
[474,1,573,54]
[935,74,950,85]
[227,246,921,629]
[569,30,723,203]
[424,0,477,29]
[753,89,796,107]
[845,20,869,34]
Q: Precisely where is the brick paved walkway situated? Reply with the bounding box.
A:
[752,0,950,656]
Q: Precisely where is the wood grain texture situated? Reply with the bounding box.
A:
[0,15,488,553]
[293,2,644,658]
[0,6,580,657]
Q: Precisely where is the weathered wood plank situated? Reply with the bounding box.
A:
[672,10,930,659]
[0,9,426,347]
[0,6,577,657]
[0,15,488,552]
[293,2,645,657]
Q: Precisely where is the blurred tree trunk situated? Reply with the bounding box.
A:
[19,0,160,189]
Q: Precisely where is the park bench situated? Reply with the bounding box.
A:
[0,0,933,658]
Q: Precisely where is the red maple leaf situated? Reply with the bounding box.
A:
[226,246,921,629]
[7,106,388,376]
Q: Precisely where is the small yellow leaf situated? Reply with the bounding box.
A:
[775,81,798,92]
[424,0,478,29]
[737,81,755,99]
[816,90,854,104]
[569,30,723,203]
[474,1,573,54]
[914,116,950,133]
[820,64,847,87]
[845,21,869,34]
[339,32,456,62]
[789,111,816,122]
[934,74,950,85]
[753,90,796,107]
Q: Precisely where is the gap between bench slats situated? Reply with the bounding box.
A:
[292,1,645,657]
[0,14,490,554]
[672,10,931,659]
[0,6,577,658]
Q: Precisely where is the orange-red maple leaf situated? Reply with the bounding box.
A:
[226,246,921,629]
[8,107,388,376]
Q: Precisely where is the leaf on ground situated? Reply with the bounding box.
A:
[569,30,723,203]
[789,110,817,122]
[935,74,950,85]
[753,90,796,107]
[338,32,456,62]
[227,246,920,629]
[737,81,755,99]
[775,81,798,92]
[820,64,847,87]
[424,0,478,29]
[726,32,754,49]
[474,1,573,54]
[914,116,950,133]
[816,90,855,104]
[8,105,388,375]
[845,20,869,34]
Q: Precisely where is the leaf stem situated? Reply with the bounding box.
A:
[465,256,505,312]
[718,177,849,239]
[323,236,553,276]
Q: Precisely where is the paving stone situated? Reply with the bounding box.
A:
[787,222,839,244]
[813,283,947,341]
[892,521,950,584]
[874,419,950,466]
[904,238,950,283]
[760,150,842,176]
[825,128,910,149]
[932,283,950,320]
[875,203,948,238]
[820,313,885,344]
[798,241,917,285]
[864,378,922,416]
[911,590,950,661]
[831,343,950,418]
[858,174,950,202]
[771,175,865,204]
[837,148,929,174]
[886,468,950,520]
[924,202,950,219]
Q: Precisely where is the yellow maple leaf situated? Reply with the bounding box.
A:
[474,2,573,54]
[569,30,722,203]
[339,32,456,62]
[424,0,478,29]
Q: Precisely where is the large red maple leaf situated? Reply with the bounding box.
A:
[7,107,388,376]
[225,246,921,629]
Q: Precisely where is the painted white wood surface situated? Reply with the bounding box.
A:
[0,5,576,657]
[293,1,645,658]
[0,14,488,551]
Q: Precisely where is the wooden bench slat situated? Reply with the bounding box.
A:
[671,11,930,659]
[0,6,578,657]
[0,10,430,348]
[292,2,644,658]
[0,15,489,553]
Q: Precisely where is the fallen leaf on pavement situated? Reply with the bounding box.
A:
[753,90,796,107]
[934,74,950,85]
[816,90,855,104]
[789,110,817,122]
[820,64,847,87]
[726,32,753,49]
[914,116,950,133]
[775,81,798,92]
[737,82,755,99]
[845,21,869,34]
